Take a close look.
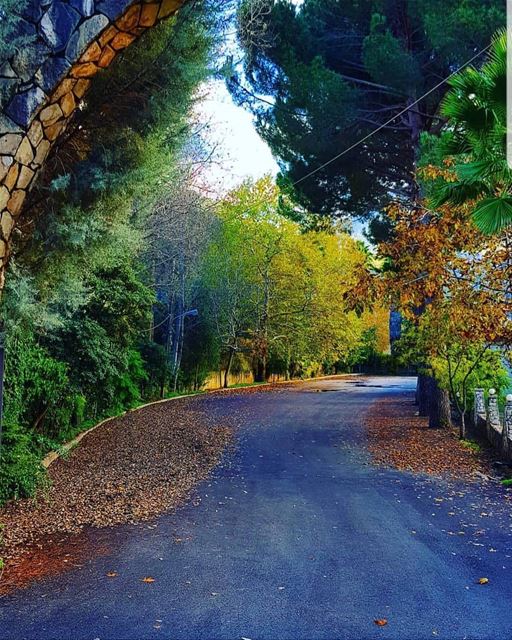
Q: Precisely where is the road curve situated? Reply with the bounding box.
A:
[2,376,512,640]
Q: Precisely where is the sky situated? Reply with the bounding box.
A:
[197,79,279,196]
[196,0,305,196]
[197,78,367,241]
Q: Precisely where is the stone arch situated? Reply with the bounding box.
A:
[0,0,185,285]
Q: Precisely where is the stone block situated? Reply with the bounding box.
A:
[52,79,77,102]
[60,92,76,117]
[34,139,51,164]
[6,86,47,128]
[0,186,10,210]
[1,211,15,240]
[98,45,117,68]
[73,79,91,98]
[140,3,159,26]
[40,2,81,52]
[7,190,27,216]
[0,115,22,136]
[81,42,102,63]
[97,0,130,20]
[44,120,65,141]
[99,25,118,47]
[0,239,7,259]
[17,166,35,190]
[15,137,34,165]
[0,156,13,183]
[111,31,136,50]
[27,120,44,147]
[71,63,99,79]
[40,103,64,127]
[35,56,72,94]
[116,4,141,31]
[0,134,22,156]
[66,14,110,62]
[70,0,95,17]
[4,164,19,191]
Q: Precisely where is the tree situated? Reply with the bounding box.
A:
[231,0,504,229]
[431,32,511,235]
[0,0,221,502]
[377,186,512,436]
[202,177,379,383]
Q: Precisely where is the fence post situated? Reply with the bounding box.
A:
[474,388,486,427]
[487,389,501,441]
[503,394,512,458]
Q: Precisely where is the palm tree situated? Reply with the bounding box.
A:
[433,31,511,235]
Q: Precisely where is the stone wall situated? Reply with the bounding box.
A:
[0,0,186,286]
[474,388,512,460]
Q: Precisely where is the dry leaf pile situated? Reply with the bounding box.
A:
[365,396,493,480]
[0,397,233,567]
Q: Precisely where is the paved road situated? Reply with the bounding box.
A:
[2,377,512,640]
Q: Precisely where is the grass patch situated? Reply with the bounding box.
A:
[501,478,512,487]
[460,439,483,453]
[228,382,269,389]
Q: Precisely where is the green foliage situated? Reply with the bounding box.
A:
[460,440,482,453]
[0,0,33,59]
[429,32,511,234]
[114,350,148,410]
[0,1,217,504]
[232,0,505,226]
[199,177,382,381]
[0,424,47,503]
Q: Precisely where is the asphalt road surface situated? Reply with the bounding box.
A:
[2,376,512,640]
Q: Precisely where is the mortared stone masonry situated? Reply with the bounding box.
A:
[0,0,185,286]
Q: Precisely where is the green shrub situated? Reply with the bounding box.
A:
[0,425,47,504]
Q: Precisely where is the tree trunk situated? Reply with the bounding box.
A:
[254,357,266,383]
[417,372,431,416]
[459,412,466,440]
[428,377,452,429]
[224,349,234,388]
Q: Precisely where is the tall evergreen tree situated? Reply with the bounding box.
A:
[231,0,505,233]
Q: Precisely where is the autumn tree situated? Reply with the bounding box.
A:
[378,178,512,436]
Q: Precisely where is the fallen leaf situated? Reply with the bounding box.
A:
[478,577,489,585]
[374,619,388,626]
[106,571,118,578]
[142,577,155,583]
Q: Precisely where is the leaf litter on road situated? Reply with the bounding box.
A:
[0,395,236,593]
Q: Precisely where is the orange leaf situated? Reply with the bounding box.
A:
[106,571,118,578]
[478,578,489,585]
[374,619,388,626]
[142,576,155,583]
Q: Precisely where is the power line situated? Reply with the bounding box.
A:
[292,43,493,187]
